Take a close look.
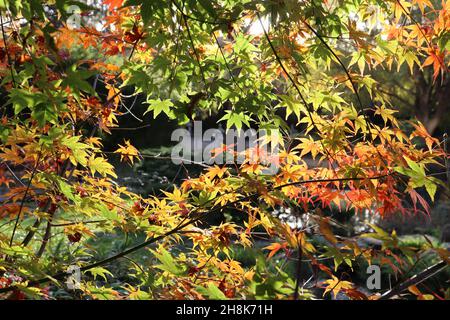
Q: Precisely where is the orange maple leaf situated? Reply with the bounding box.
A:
[103,0,123,11]
[263,242,288,259]
[114,140,140,164]
[422,48,446,82]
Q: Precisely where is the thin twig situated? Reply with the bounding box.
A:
[380,260,448,299]
[9,151,42,246]
[0,172,392,294]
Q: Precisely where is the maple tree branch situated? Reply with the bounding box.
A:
[300,19,375,141]
[274,173,392,190]
[35,215,55,259]
[255,11,366,211]
[212,31,244,94]
[21,126,98,248]
[293,238,303,300]
[50,220,106,227]
[380,260,448,300]
[9,151,42,246]
[34,124,101,258]
[0,172,392,294]
[167,1,185,96]
[109,123,153,131]
[180,9,207,86]
[20,158,73,248]
[256,12,312,125]
[300,18,398,176]
[21,218,42,247]
[3,163,26,187]
[0,214,203,294]
[377,87,413,107]
[394,0,432,49]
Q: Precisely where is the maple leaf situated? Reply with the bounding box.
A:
[210,144,236,159]
[343,288,368,300]
[144,99,174,118]
[410,122,438,152]
[85,137,104,148]
[314,262,333,277]
[240,162,265,175]
[413,0,434,13]
[0,172,12,188]
[0,203,29,218]
[264,242,288,259]
[297,232,316,253]
[114,140,140,164]
[106,84,121,105]
[61,135,92,167]
[294,136,321,159]
[103,0,123,11]
[323,275,354,298]
[219,111,251,131]
[162,186,187,203]
[409,188,430,214]
[124,25,144,43]
[374,105,398,127]
[422,48,446,82]
[279,165,304,184]
[204,166,228,180]
[87,155,118,178]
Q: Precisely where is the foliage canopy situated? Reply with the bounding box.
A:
[0,0,448,300]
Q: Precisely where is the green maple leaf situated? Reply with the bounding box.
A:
[144,98,174,118]
[219,110,251,131]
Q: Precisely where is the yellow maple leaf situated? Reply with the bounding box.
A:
[294,136,321,159]
[204,165,228,180]
[114,140,140,164]
[162,186,187,203]
[323,275,354,298]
